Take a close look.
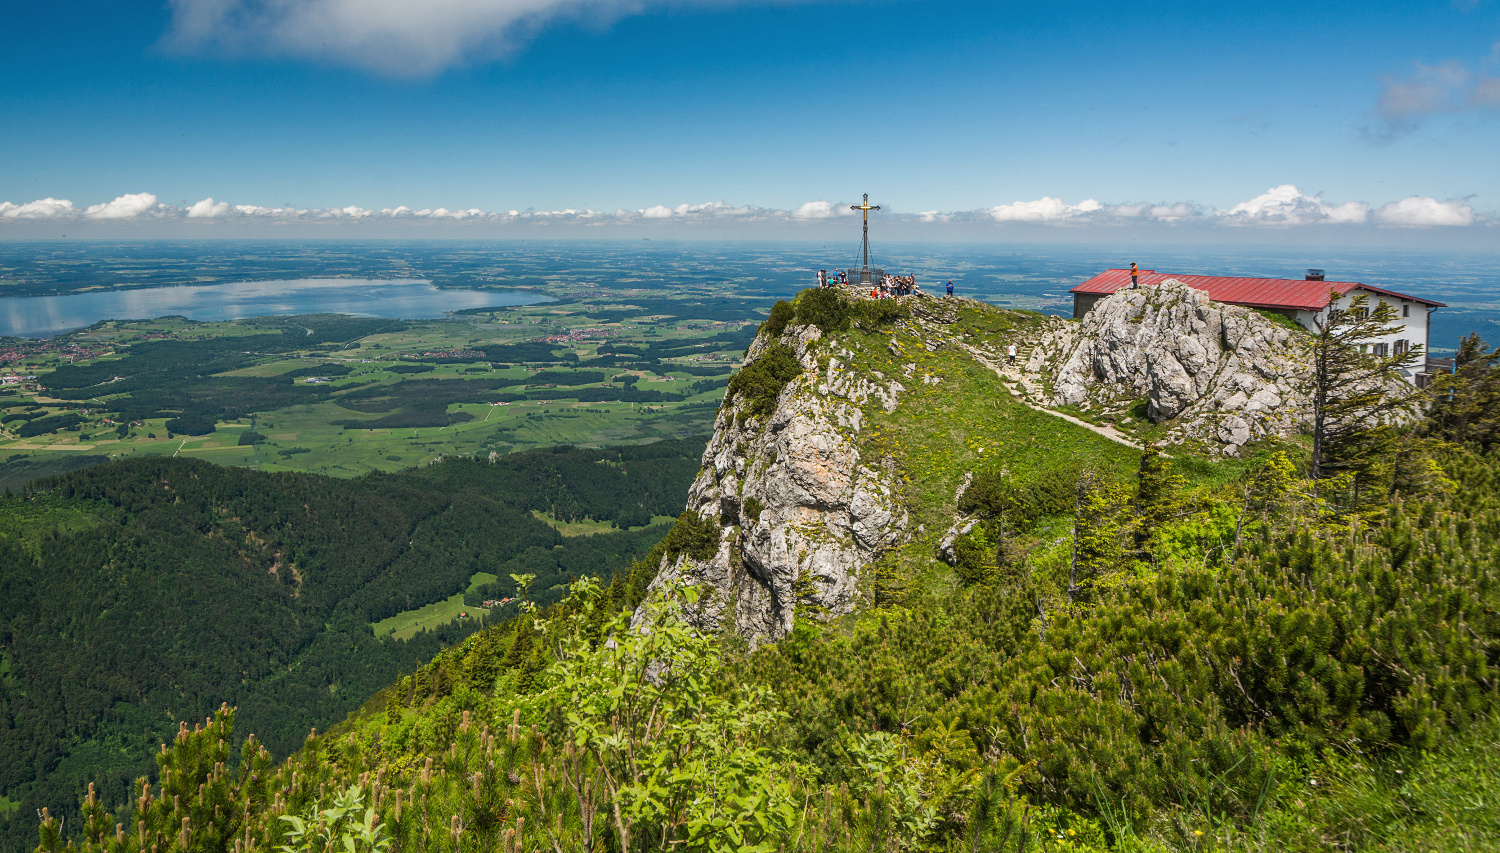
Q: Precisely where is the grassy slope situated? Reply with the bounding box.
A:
[531,510,678,537]
[806,300,1145,593]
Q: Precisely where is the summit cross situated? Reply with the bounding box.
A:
[850,193,881,277]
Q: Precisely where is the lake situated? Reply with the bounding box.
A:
[0,278,550,338]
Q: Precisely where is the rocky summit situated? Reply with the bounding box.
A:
[636,280,1391,647]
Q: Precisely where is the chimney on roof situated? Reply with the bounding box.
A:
[1305,269,1325,281]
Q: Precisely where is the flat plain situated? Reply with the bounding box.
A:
[0,241,806,476]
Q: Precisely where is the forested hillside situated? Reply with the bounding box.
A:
[0,439,704,853]
[29,296,1500,852]
[39,440,1500,853]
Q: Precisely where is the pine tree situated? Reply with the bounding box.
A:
[1133,445,1186,557]
[1069,469,1132,601]
[1427,332,1500,450]
[1231,450,1299,555]
[386,687,403,724]
[1307,293,1425,492]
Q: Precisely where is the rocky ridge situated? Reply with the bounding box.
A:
[635,280,1334,647]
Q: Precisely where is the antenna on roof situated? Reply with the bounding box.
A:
[1305,269,1325,281]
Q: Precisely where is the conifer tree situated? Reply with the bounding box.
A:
[1307,293,1425,489]
[409,669,427,706]
[1231,450,1300,554]
[1133,445,1186,557]
[1427,332,1500,450]
[1069,469,1132,601]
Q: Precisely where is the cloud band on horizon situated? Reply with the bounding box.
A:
[0,186,1485,230]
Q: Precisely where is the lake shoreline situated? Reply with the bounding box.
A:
[0,277,553,339]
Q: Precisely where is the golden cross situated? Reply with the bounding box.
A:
[849,193,881,274]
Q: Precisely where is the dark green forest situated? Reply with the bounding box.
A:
[0,438,704,853]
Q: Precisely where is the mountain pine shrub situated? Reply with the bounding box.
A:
[725,344,800,418]
[761,300,793,338]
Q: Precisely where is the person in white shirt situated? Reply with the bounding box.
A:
[1007,343,1017,365]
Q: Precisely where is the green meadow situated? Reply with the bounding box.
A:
[371,572,500,641]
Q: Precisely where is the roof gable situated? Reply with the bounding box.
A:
[1070,270,1445,311]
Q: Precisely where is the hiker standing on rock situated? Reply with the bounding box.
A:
[946,280,954,297]
[1007,343,1017,365]
[1129,262,1140,289]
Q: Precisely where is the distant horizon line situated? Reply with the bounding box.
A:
[3,235,1499,255]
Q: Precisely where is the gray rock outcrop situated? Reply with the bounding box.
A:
[1027,279,1312,454]
[635,321,909,647]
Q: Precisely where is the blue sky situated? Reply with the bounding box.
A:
[2,0,1498,241]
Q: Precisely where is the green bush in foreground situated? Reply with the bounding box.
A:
[38,439,1500,852]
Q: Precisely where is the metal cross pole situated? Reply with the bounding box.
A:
[850,193,881,278]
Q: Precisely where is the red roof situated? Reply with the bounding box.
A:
[1070,270,1445,312]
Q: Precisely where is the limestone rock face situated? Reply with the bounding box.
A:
[636,322,908,647]
[1028,280,1313,454]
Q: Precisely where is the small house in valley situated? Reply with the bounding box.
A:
[1070,268,1446,383]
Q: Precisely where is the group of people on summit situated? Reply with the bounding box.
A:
[816,268,958,300]
[872,274,920,298]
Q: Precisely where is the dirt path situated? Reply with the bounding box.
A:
[961,344,1142,451]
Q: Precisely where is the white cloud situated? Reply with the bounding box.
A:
[1372,54,1500,133]
[1142,202,1203,222]
[793,200,837,219]
[417,208,489,219]
[1378,61,1473,120]
[641,205,675,219]
[1220,185,1370,226]
[164,0,828,77]
[186,197,232,218]
[988,197,1076,222]
[1372,196,1475,227]
[84,193,162,220]
[315,205,374,219]
[0,198,78,219]
[983,196,1210,225]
